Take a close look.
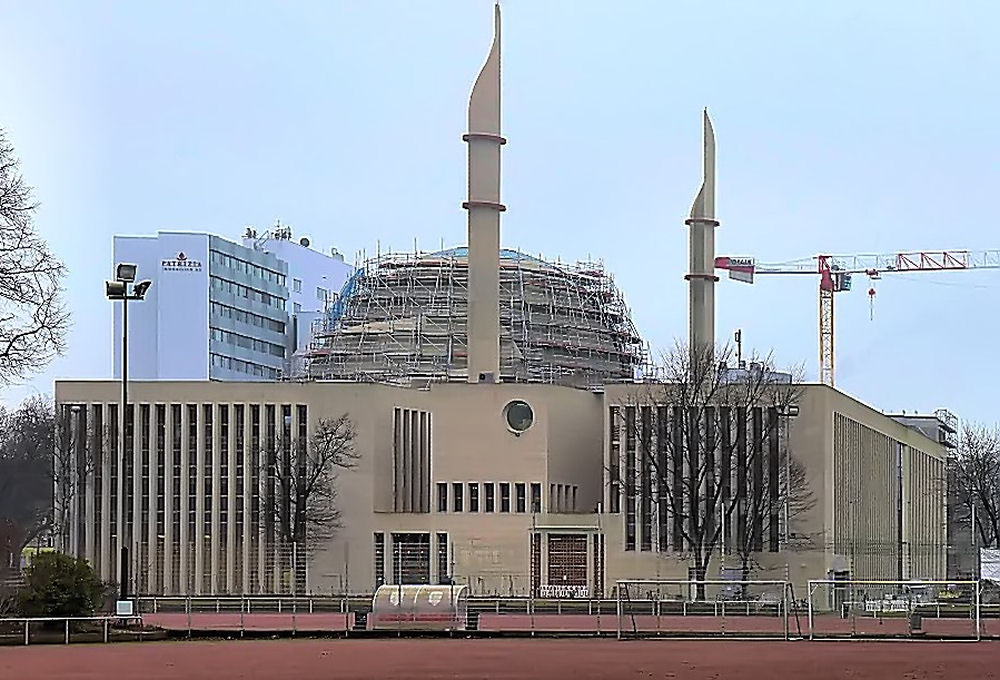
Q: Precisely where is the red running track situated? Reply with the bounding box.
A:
[3,638,998,680]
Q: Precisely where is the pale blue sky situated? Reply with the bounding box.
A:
[2,1,997,422]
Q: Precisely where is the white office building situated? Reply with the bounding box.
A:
[112,227,352,381]
[240,225,350,358]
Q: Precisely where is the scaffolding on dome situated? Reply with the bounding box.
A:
[306,247,648,387]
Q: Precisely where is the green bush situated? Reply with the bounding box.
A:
[17,552,109,618]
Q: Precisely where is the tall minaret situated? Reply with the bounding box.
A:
[463,3,505,383]
[684,109,718,358]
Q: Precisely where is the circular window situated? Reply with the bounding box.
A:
[504,400,534,433]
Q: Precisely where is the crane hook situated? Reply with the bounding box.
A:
[868,286,877,321]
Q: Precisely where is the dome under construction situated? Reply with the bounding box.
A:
[307,247,646,387]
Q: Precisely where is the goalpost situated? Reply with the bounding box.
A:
[614,579,793,640]
[806,579,982,641]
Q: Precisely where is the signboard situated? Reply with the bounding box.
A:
[714,256,755,284]
[982,548,1000,583]
[116,600,134,616]
[864,598,910,613]
[161,251,203,272]
[539,584,589,599]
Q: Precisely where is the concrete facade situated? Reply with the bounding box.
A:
[54,379,947,597]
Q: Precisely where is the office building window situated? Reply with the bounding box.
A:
[374,532,385,588]
[468,483,479,512]
[293,302,302,314]
[436,533,449,585]
[293,278,302,293]
[530,483,541,513]
[209,353,279,379]
[210,249,285,285]
[484,482,495,512]
[209,327,285,357]
[210,276,286,310]
[452,482,463,512]
[316,286,327,301]
[437,483,448,512]
[515,483,526,513]
[210,302,285,334]
[500,483,511,513]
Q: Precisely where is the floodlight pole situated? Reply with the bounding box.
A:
[107,265,150,610]
[119,292,128,603]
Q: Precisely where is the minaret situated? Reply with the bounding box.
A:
[463,3,505,383]
[684,109,718,358]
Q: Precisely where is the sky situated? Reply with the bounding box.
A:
[1,0,998,423]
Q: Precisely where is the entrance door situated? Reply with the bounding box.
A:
[547,534,587,595]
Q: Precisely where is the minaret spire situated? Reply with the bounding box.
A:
[463,3,505,383]
[685,109,719,360]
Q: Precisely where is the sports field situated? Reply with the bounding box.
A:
[2,638,997,679]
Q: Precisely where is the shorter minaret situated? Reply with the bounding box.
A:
[685,109,718,359]
[463,3,505,383]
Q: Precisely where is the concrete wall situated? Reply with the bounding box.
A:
[54,378,948,597]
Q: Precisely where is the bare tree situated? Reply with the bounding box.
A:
[950,423,1000,550]
[0,398,97,595]
[733,452,817,583]
[52,403,98,555]
[0,397,55,587]
[615,341,808,599]
[258,414,359,593]
[0,129,69,384]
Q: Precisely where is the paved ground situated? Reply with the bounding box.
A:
[3,638,998,679]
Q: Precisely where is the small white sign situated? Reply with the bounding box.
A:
[116,600,134,616]
[982,548,1000,583]
[864,599,909,613]
[539,584,589,598]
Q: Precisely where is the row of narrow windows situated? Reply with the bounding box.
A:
[435,481,579,514]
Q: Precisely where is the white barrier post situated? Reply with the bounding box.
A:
[976,580,982,642]
[615,585,622,641]
[807,585,814,641]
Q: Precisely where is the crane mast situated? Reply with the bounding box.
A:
[715,249,1000,386]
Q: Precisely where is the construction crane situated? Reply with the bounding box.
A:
[714,249,1000,386]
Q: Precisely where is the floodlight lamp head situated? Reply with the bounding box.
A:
[116,263,137,283]
[105,280,126,299]
[133,280,152,299]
